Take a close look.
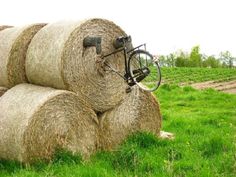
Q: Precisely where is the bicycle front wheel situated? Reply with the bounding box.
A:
[128,49,161,92]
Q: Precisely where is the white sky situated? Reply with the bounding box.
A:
[1,0,236,56]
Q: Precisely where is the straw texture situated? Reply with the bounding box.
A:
[0,24,46,88]
[0,26,12,31]
[99,86,162,150]
[0,87,7,96]
[26,19,127,112]
[0,84,98,162]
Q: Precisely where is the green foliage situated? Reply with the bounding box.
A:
[158,46,236,68]
[0,159,23,174]
[0,85,236,177]
[159,53,177,67]
[175,51,189,67]
[199,136,227,158]
[202,55,221,68]
[220,51,236,68]
[111,143,141,172]
[52,149,82,165]
[124,132,167,149]
[161,67,236,84]
[189,46,202,67]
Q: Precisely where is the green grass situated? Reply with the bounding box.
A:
[1,85,236,177]
[160,67,236,84]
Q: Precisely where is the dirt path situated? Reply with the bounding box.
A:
[191,80,236,94]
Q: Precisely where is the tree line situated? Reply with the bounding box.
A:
[157,46,236,68]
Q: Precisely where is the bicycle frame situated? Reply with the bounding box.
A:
[83,35,161,92]
[102,43,147,81]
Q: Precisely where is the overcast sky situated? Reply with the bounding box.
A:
[1,0,235,56]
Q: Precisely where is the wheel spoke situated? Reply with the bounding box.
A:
[129,49,161,92]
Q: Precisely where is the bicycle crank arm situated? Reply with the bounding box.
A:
[135,74,147,83]
[132,67,150,76]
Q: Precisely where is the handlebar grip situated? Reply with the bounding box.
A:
[113,36,132,49]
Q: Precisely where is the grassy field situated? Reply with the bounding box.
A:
[0,84,235,177]
[160,67,236,84]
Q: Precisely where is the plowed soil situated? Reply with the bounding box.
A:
[191,80,236,94]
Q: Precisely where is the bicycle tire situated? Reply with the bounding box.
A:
[128,49,161,92]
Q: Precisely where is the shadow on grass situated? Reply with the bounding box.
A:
[0,132,165,175]
[0,149,83,175]
[109,132,170,172]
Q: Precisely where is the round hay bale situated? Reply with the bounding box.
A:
[0,25,12,31]
[26,19,127,112]
[0,87,7,96]
[0,84,98,163]
[99,86,162,150]
[0,23,46,88]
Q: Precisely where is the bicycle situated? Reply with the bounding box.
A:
[83,35,161,92]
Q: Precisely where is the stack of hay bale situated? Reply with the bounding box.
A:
[0,26,11,96]
[0,19,162,163]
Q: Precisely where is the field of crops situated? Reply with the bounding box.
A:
[160,67,236,85]
[1,84,235,177]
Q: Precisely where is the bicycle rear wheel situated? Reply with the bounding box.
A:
[128,49,161,92]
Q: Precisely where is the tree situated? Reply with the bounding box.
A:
[189,46,202,67]
[158,55,167,67]
[202,55,221,68]
[219,51,235,68]
[166,53,176,67]
[157,53,177,67]
[175,50,189,67]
